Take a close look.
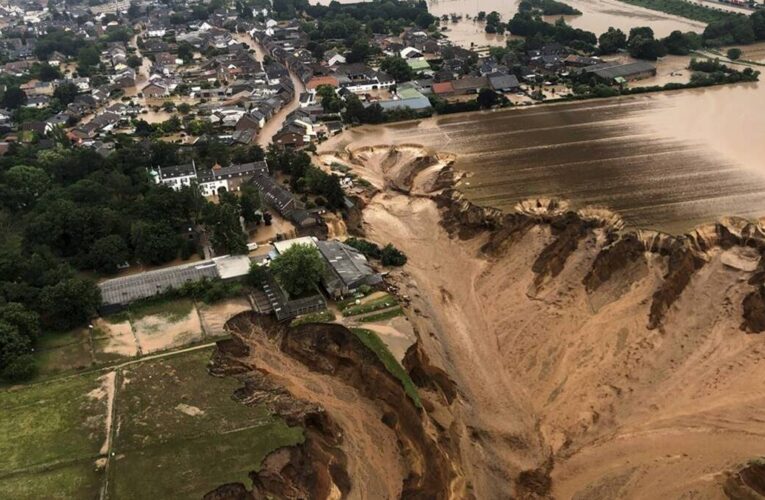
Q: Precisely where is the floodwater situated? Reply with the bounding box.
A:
[322,81,765,233]
[312,0,704,38]
[428,0,704,37]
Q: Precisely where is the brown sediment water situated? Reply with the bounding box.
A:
[312,0,705,37]
[321,81,765,234]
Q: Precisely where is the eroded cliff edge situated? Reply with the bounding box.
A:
[204,314,462,500]
[207,144,765,499]
[329,144,765,499]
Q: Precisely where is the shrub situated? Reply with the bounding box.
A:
[381,244,407,266]
[2,354,38,381]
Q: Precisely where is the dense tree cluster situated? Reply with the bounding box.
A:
[379,56,415,83]
[0,137,269,379]
[507,14,597,46]
[266,147,345,209]
[345,238,407,267]
[519,0,581,16]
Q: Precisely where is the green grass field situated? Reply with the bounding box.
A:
[109,348,303,497]
[350,328,421,408]
[0,348,303,498]
[341,293,397,317]
[0,373,109,499]
[0,462,103,500]
[33,329,93,378]
[358,307,404,323]
[290,309,336,326]
[111,423,301,499]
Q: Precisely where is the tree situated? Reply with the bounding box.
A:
[38,277,101,330]
[77,46,100,69]
[1,87,27,109]
[131,221,181,264]
[381,243,407,266]
[205,202,247,255]
[239,184,262,223]
[38,63,61,82]
[662,30,701,55]
[485,11,502,34]
[628,26,654,44]
[127,54,143,69]
[477,88,499,109]
[380,56,414,82]
[628,36,666,60]
[346,38,373,63]
[753,10,765,40]
[88,235,129,274]
[178,43,194,64]
[316,84,342,113]
[270,244,325,297]
[727,47,742,60]
[1,165,52,211]
[53,82,79,105]
[598,27,626,54]
[2,354,37,381]
[177,103,192,114]
[0,321,32,378]
[247,262,270,286]
[0,303,41,342]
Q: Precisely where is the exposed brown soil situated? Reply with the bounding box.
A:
[325,144,765,499]
[203,143,765,499]
[206,314,461,499]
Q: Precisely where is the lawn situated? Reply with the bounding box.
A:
[110,423,302,499]
[358,307,404,323]
[0,373,108,486]
[0,348,304,498]
[350,328,421,408]
[341,293,398,317]
[33,329,93,378]
[0,462,103,500]
[290,309,336,326]
[110,348,303,496]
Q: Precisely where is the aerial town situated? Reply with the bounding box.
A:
[2,0,765,498]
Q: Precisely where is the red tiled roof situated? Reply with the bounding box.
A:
[306,76,339,89]
[431,81,454,94]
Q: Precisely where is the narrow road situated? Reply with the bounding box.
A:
[233,31,306,147]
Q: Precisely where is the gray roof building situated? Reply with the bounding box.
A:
[584,61,656,81]
[251,173,300,215]
[488,73,520,92]
[98,256,250,313]
[316,240,382,298]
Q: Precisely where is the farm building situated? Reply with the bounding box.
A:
[98,255,250,314]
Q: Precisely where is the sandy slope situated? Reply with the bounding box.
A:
[337,145,765,499]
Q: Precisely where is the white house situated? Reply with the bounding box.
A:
[324,50,346,67]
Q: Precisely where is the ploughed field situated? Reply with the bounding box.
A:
[323,83,765,234]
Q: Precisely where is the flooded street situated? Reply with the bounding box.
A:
[322,81,765,233]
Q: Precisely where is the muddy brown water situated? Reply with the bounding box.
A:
[322,81,765,234]
[313,0,704,38]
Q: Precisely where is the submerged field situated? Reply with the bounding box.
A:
[0,348,302,499]
[322,81,765,233]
